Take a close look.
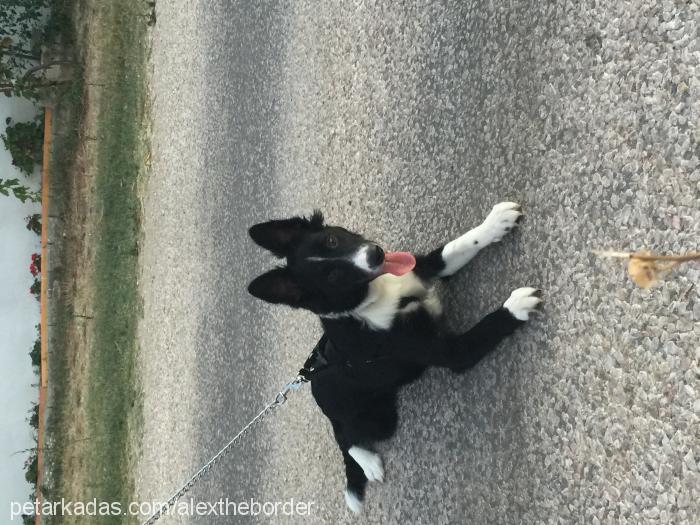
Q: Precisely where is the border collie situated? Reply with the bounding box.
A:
[247,202,542,513]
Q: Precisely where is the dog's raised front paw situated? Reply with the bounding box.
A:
[503,287,543,321]
[480,201,523,243]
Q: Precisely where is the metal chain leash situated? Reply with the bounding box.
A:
[141,376,308,525]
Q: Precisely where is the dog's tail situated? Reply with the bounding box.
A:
[342,450,367,513]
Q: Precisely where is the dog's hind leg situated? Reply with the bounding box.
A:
[331,419,374,513]
[331,395,398,513]
[341,448,369,513]
[414,202,523,280]
[341,445,385,513]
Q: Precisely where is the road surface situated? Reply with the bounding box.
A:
[135,2,700,524]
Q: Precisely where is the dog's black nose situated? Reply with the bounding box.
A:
[367,244,384,268]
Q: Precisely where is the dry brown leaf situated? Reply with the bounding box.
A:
[594,250,698,289]
[628,257,658,289]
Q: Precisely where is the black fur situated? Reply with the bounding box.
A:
[248,211,325,258]
[248,212,533,509]
[413,247,447,280]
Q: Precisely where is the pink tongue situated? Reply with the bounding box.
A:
[381,251,416,276]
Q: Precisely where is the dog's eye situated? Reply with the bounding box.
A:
[326,234,338,249]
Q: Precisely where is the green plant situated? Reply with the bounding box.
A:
[26,213,41,234]
[43,0,75,48]
[0,2,48,49]
[29,278,40,300]
[2,117,43,175]
[0,1,50,98]
[0,178,39,202]
[28,402,39,429]
[24,448,38,486]
[30,335,41,368]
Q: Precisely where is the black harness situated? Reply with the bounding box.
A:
[298,335,333,381]
[298,295,427,382]
[298,333,391,382]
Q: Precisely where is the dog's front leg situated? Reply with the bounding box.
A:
[449,287,543,371]
[400,287,542,369]
[414,202,523,279]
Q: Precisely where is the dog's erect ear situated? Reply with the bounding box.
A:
[248,212,324,258]
[248,267,303,306]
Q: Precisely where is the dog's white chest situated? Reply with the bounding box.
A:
[352,272,442,330]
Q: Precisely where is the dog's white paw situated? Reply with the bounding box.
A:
[362,454,384,482]
[480,201,523,243]
[503,287,543,321]
[344,489,363,513]
[348,446,384,482]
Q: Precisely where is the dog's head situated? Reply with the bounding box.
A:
[247,211,415,314]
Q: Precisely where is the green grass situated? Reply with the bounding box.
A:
[43,0,149,522]
[86,0,147,515]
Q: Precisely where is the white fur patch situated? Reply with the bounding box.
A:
[351,245,373,272]
[348,446,384,482]
[328,271,440,330]
[439,201,522,276]
[307,244,374,272]
[503,287,542,321]
[398,286,442,317]
[344,489,363,513]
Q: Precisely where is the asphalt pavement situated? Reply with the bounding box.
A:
[135,2,699,524]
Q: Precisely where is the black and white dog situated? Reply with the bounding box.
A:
[247,202,542,513]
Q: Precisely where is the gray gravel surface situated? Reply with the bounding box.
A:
[135,1,700,524]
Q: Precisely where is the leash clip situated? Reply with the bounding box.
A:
[274,376,308,405]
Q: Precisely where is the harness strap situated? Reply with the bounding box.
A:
[298,333,392,381]
[298,334,333,381]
